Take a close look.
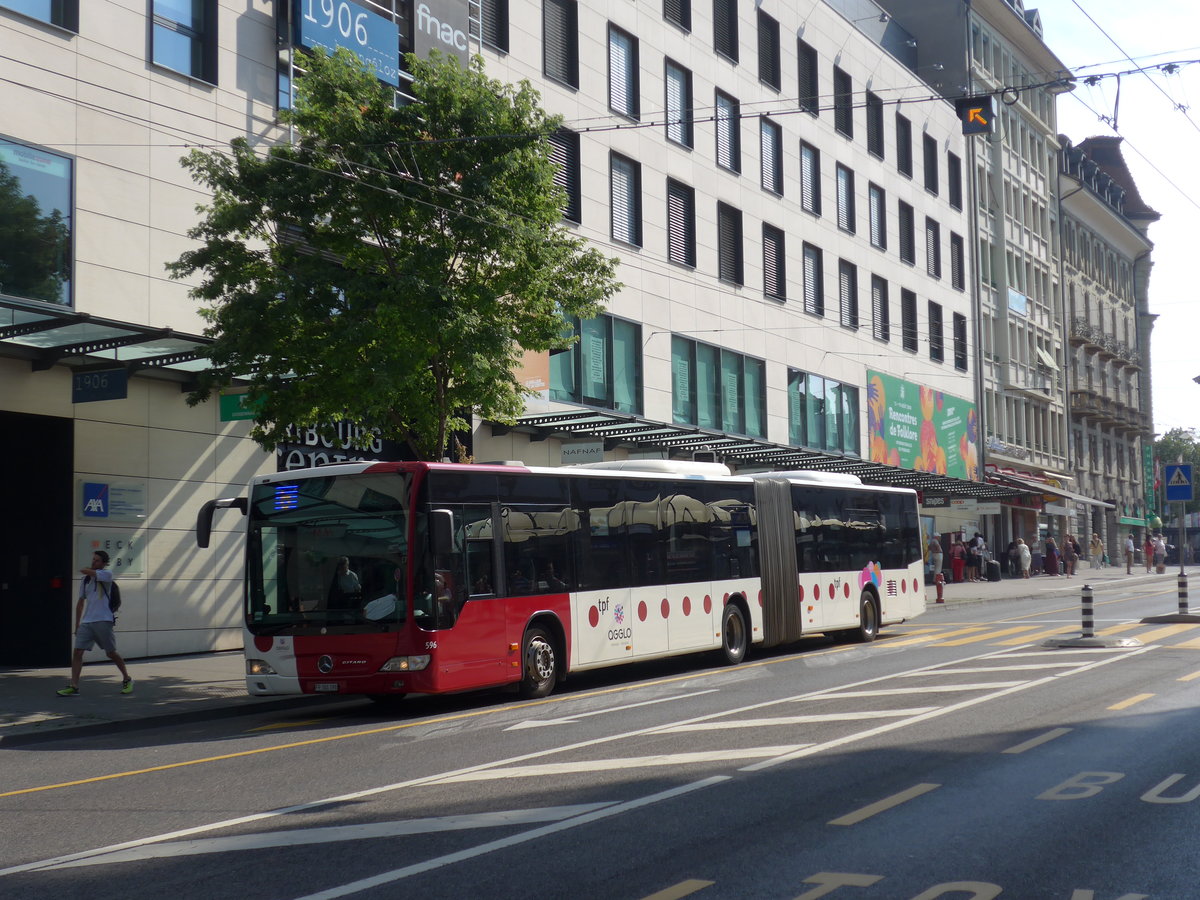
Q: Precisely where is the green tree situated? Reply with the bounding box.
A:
[170,49,619,460]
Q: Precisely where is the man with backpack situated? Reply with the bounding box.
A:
[57,550,132,696]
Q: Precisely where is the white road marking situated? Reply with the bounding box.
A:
[804,682,1026,697]
[39,805,616,870]
[656,709,940,732]
[503,689,719,730]
[1,643,1157,880]
[899,663,1082,674]
[430,747,811,783]
[291,777,731,900]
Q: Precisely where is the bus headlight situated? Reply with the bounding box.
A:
[247,659,277,676]
[379,655,431,672]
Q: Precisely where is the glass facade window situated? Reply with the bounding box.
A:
[716,202,743,285]
[787,370,860,455]
[800,142,820,215]
[922,133,939,195]
[925,217,941,279]
[543,0,579,87]
[898,201,915,264]
[551,314,642,414]
[803,243,823,317]
[715,91,741,173]
[760,118,783,194]
[610,153,641,247]
[757,9,780,89]
[666,178,696,267]
[833,67,853,138]
[763,223,785,301]
[838,259,858,330]
[1,0,78,30]
[0,138,73,306]
[947,151,963,209]
[797,40,819,115]
[663,0,690,31]
[608,25,640,119]
[866,92,884,158]
[953,313,968,371]
[672,337,765,437]
[152,0,217,83]
[836,164,855,233]
[478,0,509,51]
[868,183,886,250]
[900,288,918,352]
[665,60,693,147]
[928,301,944,362]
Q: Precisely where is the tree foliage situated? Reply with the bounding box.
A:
[171,49,619,460]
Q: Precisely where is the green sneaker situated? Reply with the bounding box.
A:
[56,685,79,696]
[120,678,133,695]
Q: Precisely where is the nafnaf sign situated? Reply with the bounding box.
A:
[296,0,400,87]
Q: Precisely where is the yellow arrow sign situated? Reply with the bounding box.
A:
[967,108,988,126]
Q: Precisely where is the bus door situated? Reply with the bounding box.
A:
[425,504,507,690]
[570,477,634,667]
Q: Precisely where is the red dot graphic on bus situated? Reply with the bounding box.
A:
[757,590,763,607]
[682,596,691,616]
[638,601,648,622]
[704,595,712,614]
[723,592,730,605]
[828,583,836,599]
[798,585,805,601]
[588,606,599,628]
[844,583,851,598]
[814,584,820,600]
[661,598,670,619]
[254,635,273,653]
[900,579,907,594]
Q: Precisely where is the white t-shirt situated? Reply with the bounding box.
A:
[80,569,115,624]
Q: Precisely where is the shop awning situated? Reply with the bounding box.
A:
[988,472,1113,509]
[491,409,1031,500]
[1035,346,1059,370]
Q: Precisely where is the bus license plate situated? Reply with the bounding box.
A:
[314,683,340,692]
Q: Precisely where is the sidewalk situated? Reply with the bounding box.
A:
[3,565,1195,745]
[0,651,345,746]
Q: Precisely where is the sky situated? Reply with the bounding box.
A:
[1031,0,1200,438]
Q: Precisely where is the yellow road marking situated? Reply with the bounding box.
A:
[1095,622,1145,635]
[1003,727,1072,754]
[639,881,714,900]
[881,626,989,647]
[828,783,940,826]
[1134,624,1200,644]
[995,626,1080,645]
[1108,693,1154,711]
[0,640,856,799]
[1172,637,1200,650]
[246,719,330,732]
[1178,669,1200,681]
[932,626,1041,647]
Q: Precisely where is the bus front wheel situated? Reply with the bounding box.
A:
[519,627,557,699]
[720,603,748,665]
[854,592,879,643]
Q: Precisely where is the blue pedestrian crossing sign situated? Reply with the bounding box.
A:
[1165,464,1193,503]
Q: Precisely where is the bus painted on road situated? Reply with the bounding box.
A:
[196,459,923,701]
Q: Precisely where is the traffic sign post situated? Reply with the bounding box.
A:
[1163,464,1193,579]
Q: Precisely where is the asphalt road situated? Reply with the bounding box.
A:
[3,579,1199,899]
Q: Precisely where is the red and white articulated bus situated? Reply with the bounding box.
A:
[196,459,924,702]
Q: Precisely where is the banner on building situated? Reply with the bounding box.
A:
[866,371,979,481]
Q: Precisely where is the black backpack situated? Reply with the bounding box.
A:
[101,579,122,615]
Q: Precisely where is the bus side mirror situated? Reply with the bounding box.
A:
[431,508,455,556]
[196,497,248,549]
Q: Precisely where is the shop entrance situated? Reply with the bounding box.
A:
[0,411,73,666]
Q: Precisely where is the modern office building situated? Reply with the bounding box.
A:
[3,0,1085,665]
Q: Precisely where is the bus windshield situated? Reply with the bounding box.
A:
[246,471,414,634]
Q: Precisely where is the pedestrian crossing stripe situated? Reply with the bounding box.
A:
[1168,467,1191,486]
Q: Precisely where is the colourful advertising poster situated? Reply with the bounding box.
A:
[866,371,979,481]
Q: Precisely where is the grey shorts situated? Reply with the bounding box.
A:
[76,621,117,653]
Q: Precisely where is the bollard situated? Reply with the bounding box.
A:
[1081,584,1094,638]
[1180,575,1190,616]
[935,572,945,604]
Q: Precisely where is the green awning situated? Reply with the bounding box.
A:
[1118,516,1146,526]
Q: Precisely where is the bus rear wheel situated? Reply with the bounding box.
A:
[854,591,879,643]
[519,627,557,699]
[720,603,748,665]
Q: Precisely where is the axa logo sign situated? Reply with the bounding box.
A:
[82,482,108,518]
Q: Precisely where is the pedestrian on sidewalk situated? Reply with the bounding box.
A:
[950,540,966,583]
[57,550,132,697]
[1044,536,1060,576]
[1125,533,1135,574]
[1062,535,1077,576]
[1017,537,1031,578]
[927,534,943,583]
[1144,535,1154,574]
[1089,533,1103,569]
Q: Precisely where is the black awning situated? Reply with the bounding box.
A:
[491,409,1030,501]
